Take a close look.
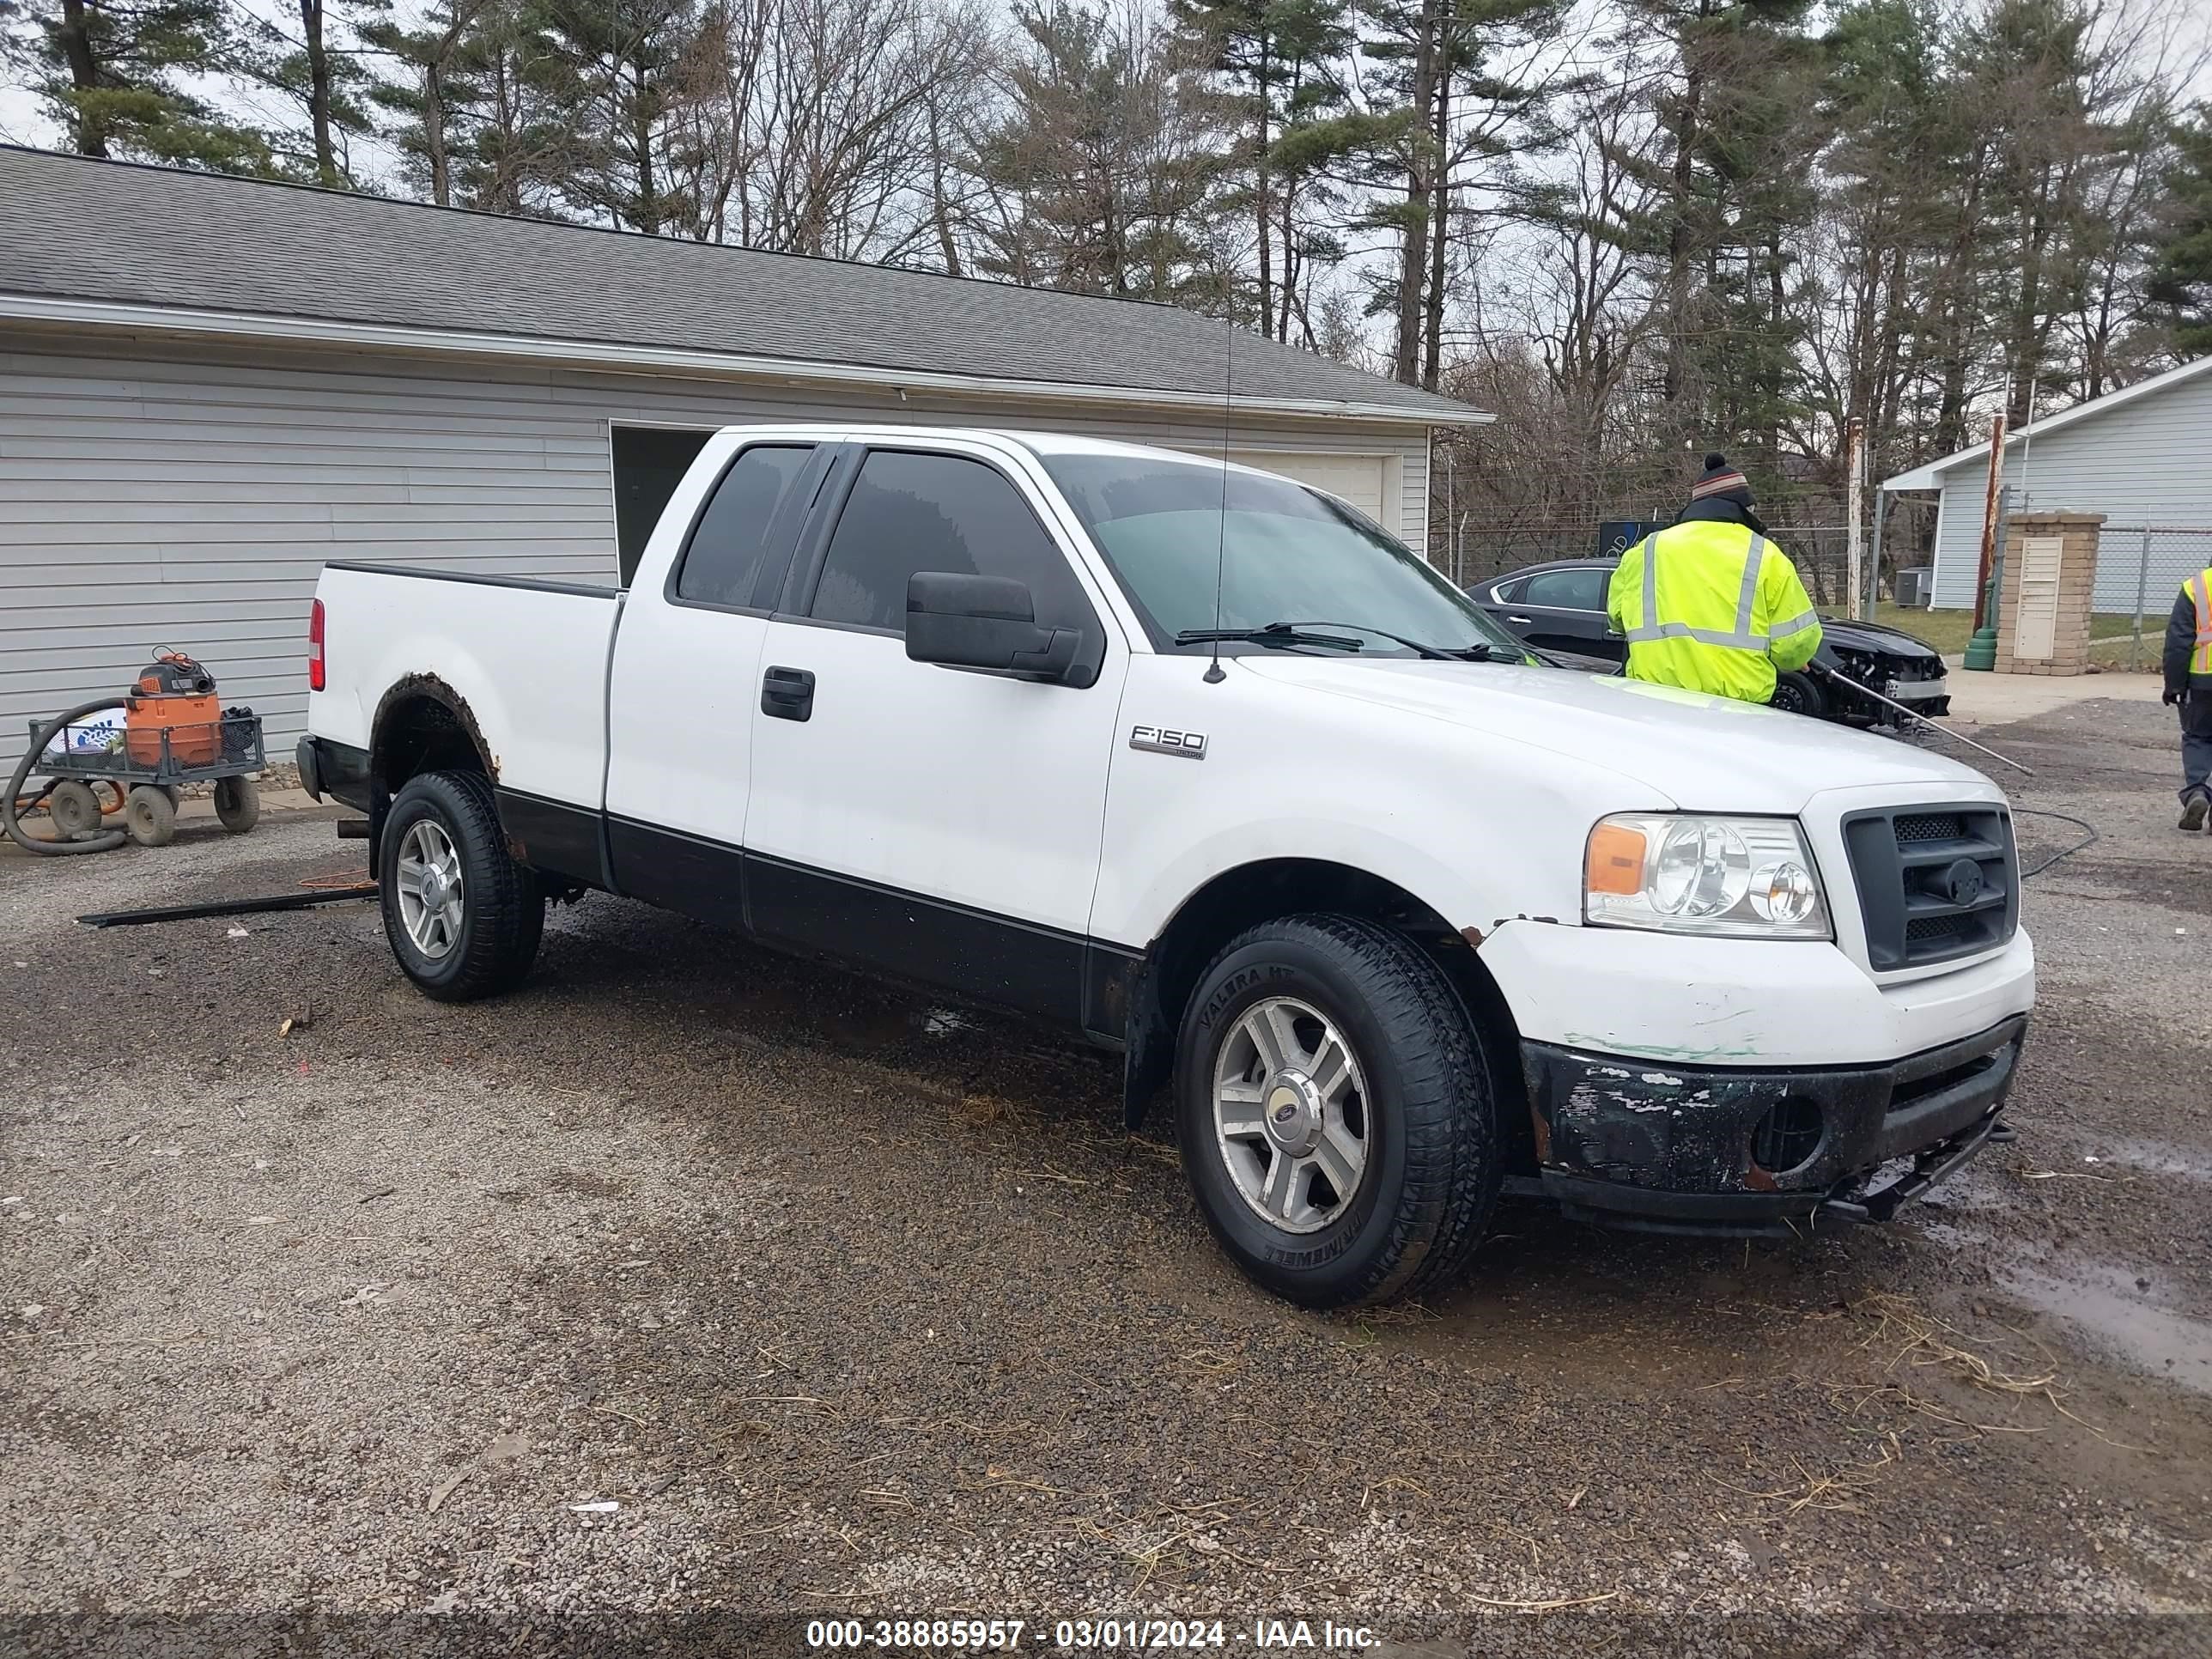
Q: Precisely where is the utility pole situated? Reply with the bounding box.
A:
[1963,411,2007,672]
[1844,418,1866,621]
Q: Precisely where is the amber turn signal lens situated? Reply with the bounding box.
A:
[1585,822,1647,896]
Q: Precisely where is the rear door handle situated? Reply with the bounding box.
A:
[762,665,815,721]
[1504,615,1534,626]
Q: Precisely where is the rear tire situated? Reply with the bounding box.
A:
[1771,670,1826,719]
[213,775,260,835]
[46,781,101,840]
[1173,914,1498,1309]
[380,769,543,1002]
[123,785,177,848]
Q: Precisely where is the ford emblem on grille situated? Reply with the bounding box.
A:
[1943,858,1984,907]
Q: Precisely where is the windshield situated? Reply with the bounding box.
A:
[1041,454,1530,660]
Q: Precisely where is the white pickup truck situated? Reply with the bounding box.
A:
[301,424,2033,1307]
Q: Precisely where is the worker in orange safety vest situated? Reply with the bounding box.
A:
[2166,563,2212,832]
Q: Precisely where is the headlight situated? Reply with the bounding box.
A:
[1584,814,1831,939]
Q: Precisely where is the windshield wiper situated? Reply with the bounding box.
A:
[1267,620,1498,662]
[1175,623,1368,652]
[1176,620,1500,661]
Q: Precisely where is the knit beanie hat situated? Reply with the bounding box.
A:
[1689,453,1753,508]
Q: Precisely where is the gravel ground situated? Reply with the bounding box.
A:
[3,700,2208,1657]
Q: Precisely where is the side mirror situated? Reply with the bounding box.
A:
[906,572,1091,685]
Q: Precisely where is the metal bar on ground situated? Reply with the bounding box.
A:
[1809,664,2033,775]
[78,884,380,928]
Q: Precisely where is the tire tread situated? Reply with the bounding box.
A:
[382,769,542,1002]
[1182,912,1498,1307]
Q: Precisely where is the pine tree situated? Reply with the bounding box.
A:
[973,0,1221,300]
[527,0,705,234]
[236,0,393,185]
[9,0,270,167]
[1173,0,1354,334]
[363,0,489,206]
[1353,0,1573,386]
[2146,106,2212,355]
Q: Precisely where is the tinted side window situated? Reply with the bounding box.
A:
[673,444,815,608]
[1490,577,1527,604]
[811,450,1091,634]
[1521,568,1609,611]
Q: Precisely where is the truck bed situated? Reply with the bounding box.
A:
[309,561,621,811]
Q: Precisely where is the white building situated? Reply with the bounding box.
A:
[1879,355,2212,613]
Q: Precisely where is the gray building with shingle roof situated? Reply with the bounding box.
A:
[0,146,1480,773]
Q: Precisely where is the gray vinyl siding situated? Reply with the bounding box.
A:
[0,331,1433,774]
[1926,367,2212,611]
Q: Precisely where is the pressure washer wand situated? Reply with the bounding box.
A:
[1809,661,2033,777]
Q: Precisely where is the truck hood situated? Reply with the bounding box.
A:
[1241,656,1991,812]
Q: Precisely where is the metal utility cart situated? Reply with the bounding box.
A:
[29,712,265,847]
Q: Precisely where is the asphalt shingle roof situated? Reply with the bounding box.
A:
[0,147,1477,424]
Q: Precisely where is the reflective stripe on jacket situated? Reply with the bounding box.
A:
[1605,521,1824,705]
[2191,568,2212,675]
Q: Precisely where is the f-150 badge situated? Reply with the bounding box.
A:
[1130,725,1206,758]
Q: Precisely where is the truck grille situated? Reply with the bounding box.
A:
[1841,805,2016,971]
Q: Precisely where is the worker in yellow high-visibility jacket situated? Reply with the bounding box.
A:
[1607,453,1824,706]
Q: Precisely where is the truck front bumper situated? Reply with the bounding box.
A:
[1517,1014,2026,1235]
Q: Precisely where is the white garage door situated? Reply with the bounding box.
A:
[1225,452,1389,520]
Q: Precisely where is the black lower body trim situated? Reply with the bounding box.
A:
[745,848,1090,1027]
[606,815,739,927]
[498,787,611,889]
[297,736,371,811]
[1521,1015,2027,1235]
[599,816,1128,1036]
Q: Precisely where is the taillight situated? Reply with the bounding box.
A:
[308,599,326,691]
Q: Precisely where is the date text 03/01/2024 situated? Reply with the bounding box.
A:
[804,1618,1378,1650]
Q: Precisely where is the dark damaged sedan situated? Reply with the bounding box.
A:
[1468,558,1951,723]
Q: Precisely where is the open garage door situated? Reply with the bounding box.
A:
[1226,451,1389,520]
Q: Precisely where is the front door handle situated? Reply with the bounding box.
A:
[762,665,815,721]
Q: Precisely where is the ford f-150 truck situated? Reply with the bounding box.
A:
[300,424,2033,1308]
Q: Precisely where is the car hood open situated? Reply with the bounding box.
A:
[1240,655,1990,812]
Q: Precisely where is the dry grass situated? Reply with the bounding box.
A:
[1467,1590,1621,1613]
[1846,1292,2150,1451]
[1714,1433,1904,1515]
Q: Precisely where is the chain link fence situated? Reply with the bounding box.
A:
[2096,525,2212,671]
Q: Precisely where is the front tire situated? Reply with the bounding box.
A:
[380,769,543,1002]
[1174,915,1498,1309]
[1771,670,1826,719]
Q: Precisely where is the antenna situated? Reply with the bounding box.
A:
[1204,307,1233,684]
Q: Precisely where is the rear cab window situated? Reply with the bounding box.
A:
[671,444,818,610]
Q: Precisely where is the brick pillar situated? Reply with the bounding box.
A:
[1995,512,2102,676]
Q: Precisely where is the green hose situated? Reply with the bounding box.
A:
[3,700,130,856]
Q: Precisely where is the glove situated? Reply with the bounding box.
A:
[2167,686,2188,707]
